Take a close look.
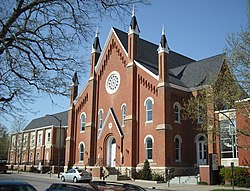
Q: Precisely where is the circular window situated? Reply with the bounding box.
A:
[106,71,120,94]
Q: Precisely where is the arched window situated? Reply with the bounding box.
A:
[197,105,203,124]
[174,102,181,123]
[80,113,86,131]
[174,136,182,162]
[145,98,154,122]
[146,137,153,160]
[98,110,103,129]
[121,104,126,127]
[79,143,84,161]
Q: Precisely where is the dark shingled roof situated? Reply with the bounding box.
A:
[24,111,68,131]
[171,53,225,88]
[113,27,225,89]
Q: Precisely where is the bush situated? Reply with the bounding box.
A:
[198,181,208,185]
[141,159,152,180]
[151,172,164,181]
[220,166,250,188]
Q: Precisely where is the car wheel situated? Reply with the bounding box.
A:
[61,176,65,182]
[73,177,78,183]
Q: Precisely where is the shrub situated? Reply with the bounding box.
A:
[198,181,208,185]
[141,159,152,180]
[220,166,250,188]
[151,172,164,181]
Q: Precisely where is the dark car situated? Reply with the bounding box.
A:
[45,181,146,191]
[45,183,95,191]
[89,181,147,191]
[0,180,37,191]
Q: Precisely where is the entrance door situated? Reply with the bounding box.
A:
[196,135,207,165]
[106,137,116,167]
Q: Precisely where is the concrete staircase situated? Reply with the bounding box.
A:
[104,167,131,181]
[170,175,200,184]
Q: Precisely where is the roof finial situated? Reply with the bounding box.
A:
[162,24,165,35]
[132,5,135,17]
[95,27,99,37]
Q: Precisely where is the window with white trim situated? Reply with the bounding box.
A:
[29,153,33,162]
[220,119,238,159]
[174,102,181,123]
[146,137,153,160]
[79,143,84,161]
[121,104,126,127]
[81,113,86,131]
[197,105,203,124]
[145,98,153,122]
[98,110,103,129]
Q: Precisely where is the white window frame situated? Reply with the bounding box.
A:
[121,104,126,127]
[98,109,103,129]
[173,102,181,123]
[80,112,86,131]
[144,97,154,123]
[79,142,85,162]
[144,135,154,161]
[197,105,203,124]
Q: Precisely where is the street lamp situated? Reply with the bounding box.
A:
[47,114,62,178]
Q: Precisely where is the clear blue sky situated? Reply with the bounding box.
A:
[6,0,248,130]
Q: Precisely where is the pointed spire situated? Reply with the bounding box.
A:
[71,70,79,86]
[91,27,101,53]
[157,24,169,53]
[128,5,140,35]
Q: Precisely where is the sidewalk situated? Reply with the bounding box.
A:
[10,171,250,191]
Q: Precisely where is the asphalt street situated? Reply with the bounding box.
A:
[0,171,250,191]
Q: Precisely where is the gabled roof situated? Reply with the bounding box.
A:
[24,111,68,131]
[97,108,123,139]
[113,27,225,89]
[171,53,225,88]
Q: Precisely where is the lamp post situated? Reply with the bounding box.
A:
[47,114,62,178]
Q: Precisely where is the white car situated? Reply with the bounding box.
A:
[60,168,92,183]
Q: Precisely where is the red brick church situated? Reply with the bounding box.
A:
[65,11,249,178]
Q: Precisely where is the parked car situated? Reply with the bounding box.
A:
[60,168,92,183]
[45,181,146,191]
[0,180,37,191]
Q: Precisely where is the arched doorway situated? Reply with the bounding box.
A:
[195,134,207,166]
[106,136,116,167]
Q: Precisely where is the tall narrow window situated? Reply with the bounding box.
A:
[197,105,203,124]
[79,143,84,161]
[30,153,33,162]
[145,98,153,122]
[47,132,51,142]
[146,137,153,160]
[121,104,126,127]
[81,113,86,131]
[220,119,238,159]
[174,102,181,123]
[98,110,103,129]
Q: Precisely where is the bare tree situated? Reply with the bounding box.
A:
[10,116,27,172]
[0,0,150,118]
